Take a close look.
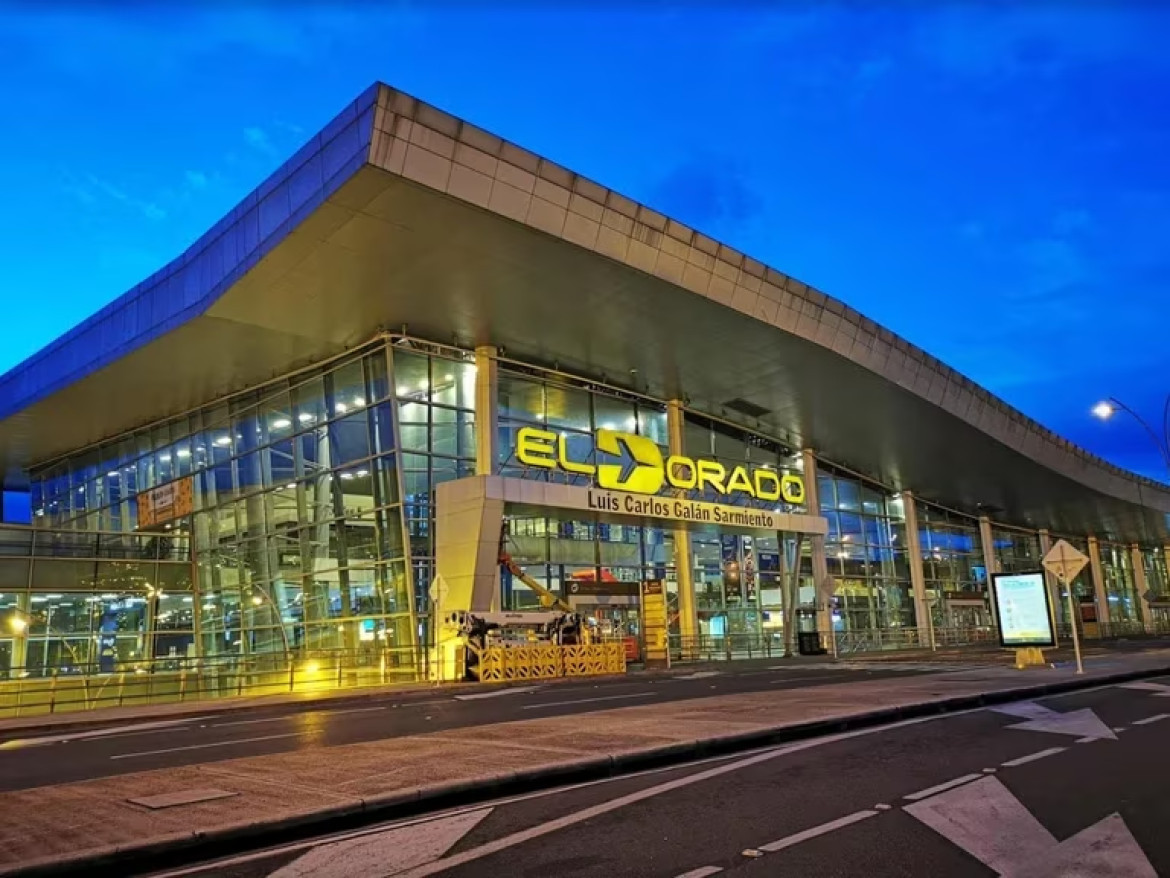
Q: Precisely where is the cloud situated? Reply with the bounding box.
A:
[1052,208,1092,235]
[60,170,168,222]
[910,6,1169,79]
[244,126,277,156]
[185,170,208,190]
[648,156,764,231]
[2,6,427,77]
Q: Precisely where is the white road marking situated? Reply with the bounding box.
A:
[874,803,892,811]
[991,702,1116,741]
[0,717,206,749]
[393,714,961,878]
[270,807,491,878]
[453,687,539,701]
[1117,681,1170,696]
[1113,727,1127,732]
[1131,713,1170,726]
[110,732,303,760]
[212,716,292,729]
[674,867,723,878]
[672,671,721,681]
[904,773,983,801]
[521,692,655,710]
[906,775,1156,876]
[759,810,878,852]
[1001,747,1065,767]
[1075,736,1096,744]
[322,706,386,716]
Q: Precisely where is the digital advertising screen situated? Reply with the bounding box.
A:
[991,571,1055,648]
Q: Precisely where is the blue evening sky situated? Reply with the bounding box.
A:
[2,2,1169,499]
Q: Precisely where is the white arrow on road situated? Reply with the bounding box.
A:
[990,702,1116,741]
[906,776,1155,877]
[270,808,492,878]
[1118,681,1170,697]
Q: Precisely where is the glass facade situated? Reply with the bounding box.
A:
[0,526,191,679]
[818,469,912,632]
[6,334,1163,682]
[918,504,989,629]
[991,527,1042,574]
[1098,541,1140,626]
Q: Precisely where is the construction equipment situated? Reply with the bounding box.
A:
[497,521,573,613]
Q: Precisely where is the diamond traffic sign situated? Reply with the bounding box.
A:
[1043,539,1089,585]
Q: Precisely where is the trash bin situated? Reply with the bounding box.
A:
[797,631,827,656]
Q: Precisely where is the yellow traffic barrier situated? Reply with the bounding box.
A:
[472,642,626,683]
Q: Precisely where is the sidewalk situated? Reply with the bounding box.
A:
[2,650,1169,877]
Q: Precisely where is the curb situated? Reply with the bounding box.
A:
[3,661,1169,877]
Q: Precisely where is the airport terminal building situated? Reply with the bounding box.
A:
[1,82,1169,682]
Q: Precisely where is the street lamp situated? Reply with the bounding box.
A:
[1091,396,1170,478]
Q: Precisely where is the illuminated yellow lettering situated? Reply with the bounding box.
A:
[665,455,697,490]
[726,466,756,497]
[557,435,596,477]
[753,469,782,501]
[781,474,806,505]
[516,427,557,469]
[595,430,665,495]
[696,460,727,494]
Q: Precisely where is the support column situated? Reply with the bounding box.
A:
[1132,544,1153,632]
[474,346,499,477]
[1087,536,1110,627]
[800,450,832,644]
[901,491,932,649]
[978,517,998,577]
[1038,529,1061,645]
[666,401,697,654]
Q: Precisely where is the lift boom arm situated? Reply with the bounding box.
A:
[498,523,572,613]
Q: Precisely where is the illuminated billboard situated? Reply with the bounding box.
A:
[991,571,1055,648]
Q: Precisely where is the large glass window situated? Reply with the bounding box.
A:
[819,469,912,632]
[919,504,989,631]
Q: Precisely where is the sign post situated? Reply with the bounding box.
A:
[1042,539,1089,675]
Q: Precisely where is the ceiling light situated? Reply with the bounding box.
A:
[273,418,292,430]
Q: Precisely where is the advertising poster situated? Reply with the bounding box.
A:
[991,571,1055,648]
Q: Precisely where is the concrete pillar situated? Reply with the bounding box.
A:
[1038,529,1062,645]
[1087,536,1110,627]
[978,515,998,583]
[474,346,499,477]
[433,476,506,680]
[666,401,697,651]
[1132,544,1153,632]
[901,491,931,648]
[800,451,832,643]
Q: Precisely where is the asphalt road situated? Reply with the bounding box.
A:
[163,675,1170,878]
[0,660,960,792]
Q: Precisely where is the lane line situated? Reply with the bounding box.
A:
[394,714,962,878]
[0,717,207,749]
[1132,713,1170,726]
[110,732,303,760]
[1075,736,1096,744]
[759,810,879,852]
[323,706,387,716]
[1001,747,1065,768]
[675,868,723,877]
[521,692,655,710]
[904,773,982,801]
[211,716,291,729]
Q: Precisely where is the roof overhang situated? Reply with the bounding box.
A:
[3,83,1168,544]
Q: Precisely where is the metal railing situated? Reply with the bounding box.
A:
[0,647,425,719]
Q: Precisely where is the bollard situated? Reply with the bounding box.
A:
[288,662,295,692]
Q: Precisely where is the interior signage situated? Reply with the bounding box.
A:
[516,427,805,505]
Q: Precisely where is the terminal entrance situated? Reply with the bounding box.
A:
[429,475,830,679]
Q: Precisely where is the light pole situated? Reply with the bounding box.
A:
[1091,397,1170,479]
[1092,396,1170,632]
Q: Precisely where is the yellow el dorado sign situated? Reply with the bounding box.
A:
[516,427,805,505]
